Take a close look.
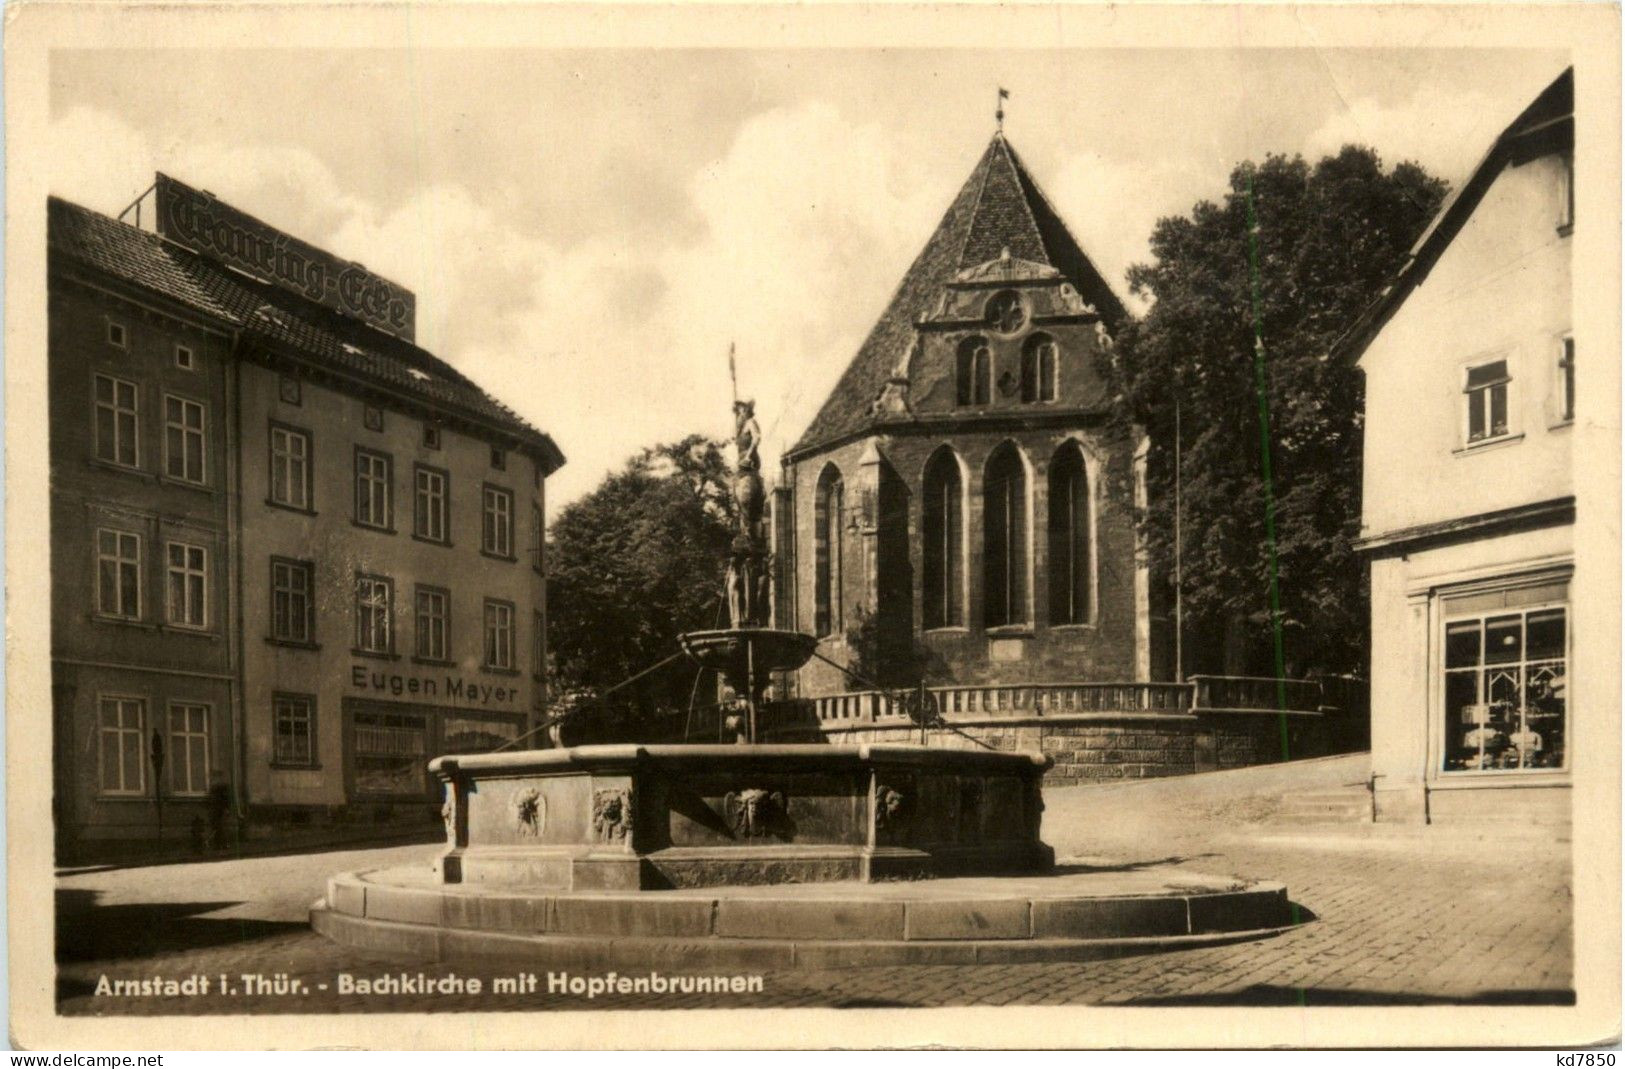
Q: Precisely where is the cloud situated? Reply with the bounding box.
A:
[1302,86,1502,189]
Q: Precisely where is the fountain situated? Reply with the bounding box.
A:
[312,388,1297,966]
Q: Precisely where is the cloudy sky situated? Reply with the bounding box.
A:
[50,46,1566,511]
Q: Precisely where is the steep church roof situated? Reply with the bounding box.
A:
[790,133,1126,457]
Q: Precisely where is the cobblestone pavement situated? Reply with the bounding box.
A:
[55,802,1574,1016]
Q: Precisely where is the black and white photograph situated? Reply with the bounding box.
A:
[6,1,1620,1051]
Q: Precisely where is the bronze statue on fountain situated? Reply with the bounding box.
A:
[678,396,817,743]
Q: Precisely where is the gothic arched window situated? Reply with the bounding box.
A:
[983,443,1028,628]
[814,465,844,637]
[1048,443,1092,625]
[956,336,991,407]
[1021,334,1058,403]
[922,448,964,629]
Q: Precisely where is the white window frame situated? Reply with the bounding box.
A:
[1461,355,1515,448]
[1437,594,1569,777]
[106,319,128,350]
[174,344,195,371]
[163,394,208,485]
[415,586,449,662]
[355,449,393,530]
[167,702,211,796]
[97,695,146,796]
[270,558,314,643]
[414,465,449,544]
[269,424,312,510]
[272,692,316,767]
[94,373,141,468]
[484,599,515,670]
[96,527,143,619]
[165,540,208,630]
[483,485,514,558]
[356,574,393,654]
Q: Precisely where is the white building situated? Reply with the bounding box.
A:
[1339,69,1573,824]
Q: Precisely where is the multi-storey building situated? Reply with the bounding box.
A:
[1339,69,1573,824]
[48,177,563,853]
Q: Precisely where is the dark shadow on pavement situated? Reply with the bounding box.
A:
[55,827,440,877]
[56,888,310,963]
[1052,855,1220,874]
[1123,984,1576,1006]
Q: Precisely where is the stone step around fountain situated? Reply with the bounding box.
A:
[311,864,1302,968]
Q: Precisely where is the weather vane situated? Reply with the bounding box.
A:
[997,86,1009,132]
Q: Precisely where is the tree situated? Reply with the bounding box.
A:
[546,435,735,715]
[1104,147,1448,677]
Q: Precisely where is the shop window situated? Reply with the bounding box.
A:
[414,465,449,544]
[415,586,449,662]
[956,336,992,407]
[484,599,515,670]
[164,395,207,484]
[1464,359,1511,444]
[983,443,1028,627]
[1048,443,1092,625]
[165,541,208,629]
[1443,602,1567,773]
[355,574,394,654]
[273,693,316,766]
[483,485,514,558]
[167,703,210,796]
[351,710,428,796]
[354,449,393,530]
[1021,334,1058,403]
[270,558,314,644]
[96,528,142,619]
[814,465,844,637]
[922,447,963,629]
[444,716,521,754]
[98,696,145,795]
[94,374,141,468]
[268,423,312,510]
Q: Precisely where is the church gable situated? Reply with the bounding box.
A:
[792,133,1126,457]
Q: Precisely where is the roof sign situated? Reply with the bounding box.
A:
[154,172,415,342]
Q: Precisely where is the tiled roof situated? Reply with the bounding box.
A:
[789,134,1126,457]
[48,196,564,470]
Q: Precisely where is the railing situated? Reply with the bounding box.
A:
[798,676,1349,727]
[1188,675,1324,713]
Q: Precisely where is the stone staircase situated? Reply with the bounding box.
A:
[1274,786,1372,825]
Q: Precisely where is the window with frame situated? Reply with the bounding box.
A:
[1558,151,1574,232]
[531,503,544,573]
[1464,359,1511,443]
[167,703,210,796]
[106,320,128,350]
[414,465,449,543]
[273,693,316,766]
[97,528,142,619]
[269,424,311,510]
[165,541,207,629]
[94,374,141,467]
[1443,600,1567,773]
[956,336,992,407]
[174,344,195,370]
[814,466,844,637]
[98,696,145,795]
[1020,334,1058,403]
[484,599,515,670]
[483,485,514,558]
[922,448,963,629]
[983,443,1029,628]
[533,609,545,677]
[164,395,207,484]
[1557,336,1575,424]
[270,558,314,643]
[355,575,393,654]
[1047,444,1092,625]
[355,449,392,529]
[415,586,449,662]
[491,446,506,471]
[352,710,428,796]
[423,423,442,450]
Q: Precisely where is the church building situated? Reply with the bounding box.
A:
[775,131,1155,697]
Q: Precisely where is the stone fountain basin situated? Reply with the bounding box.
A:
[677,628,819,680]
[430,743,1052,891]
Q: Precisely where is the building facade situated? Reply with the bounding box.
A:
[1341,70,1573,824]
[49,179,563,853]
[775,133,1152,696]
